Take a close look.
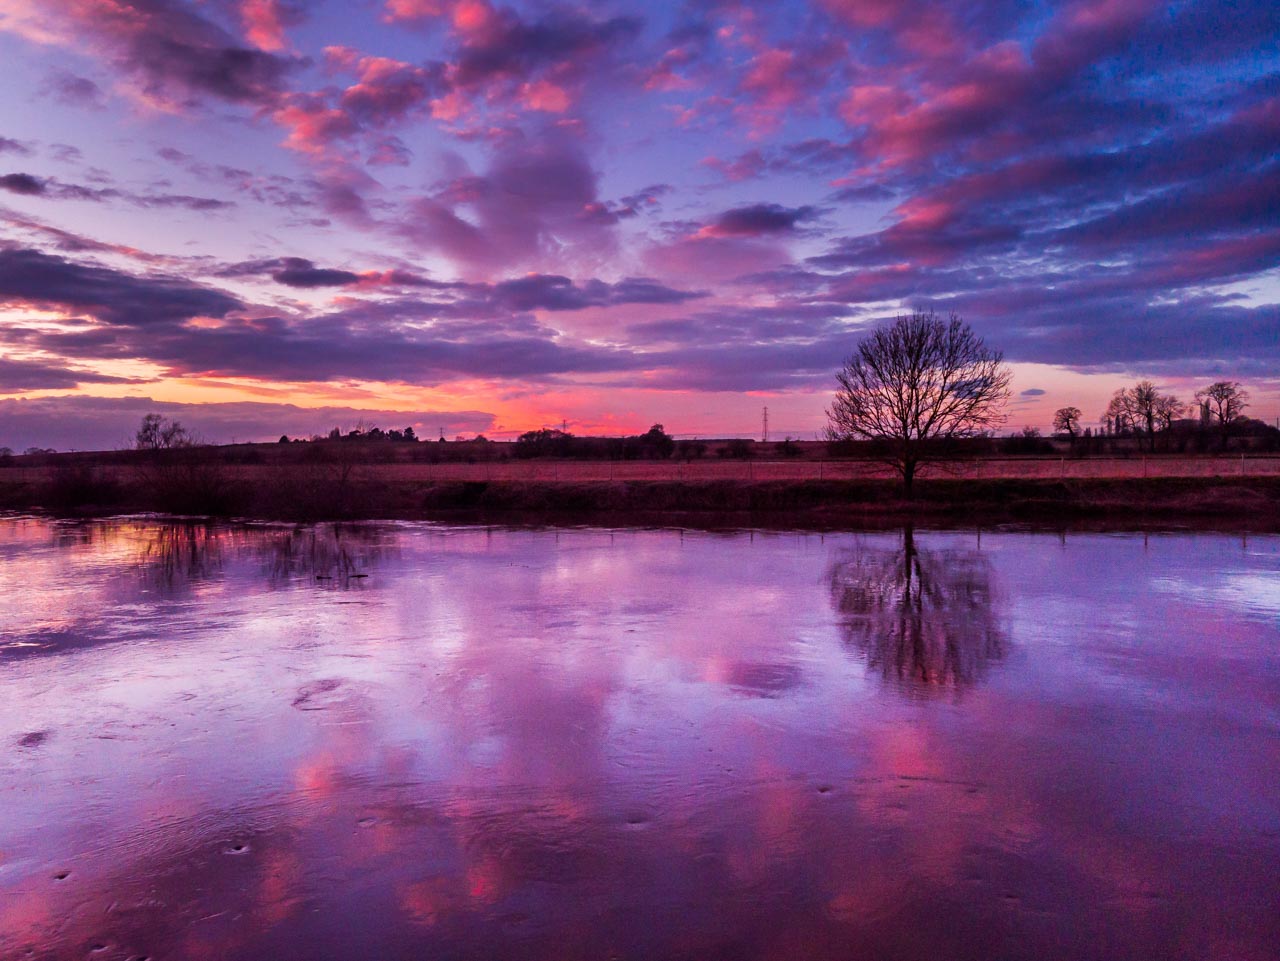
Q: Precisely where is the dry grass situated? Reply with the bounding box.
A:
[239,454,1276,483]
[3,455,1279,527]
[3,455,1280,489]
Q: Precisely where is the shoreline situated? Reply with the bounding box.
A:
[3,465,1278,531]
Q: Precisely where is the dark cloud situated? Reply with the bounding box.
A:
[0,245,242,326]
[0,173,46,196]
[704,203,819,237]
[17,0,297,109]
[0,246,693,387]
[270,257,360,288]
[1021,388,1046,396]
[491,274,704,311]
[0,356,143,393]
[0,172,234,210]
[450,8,641,89]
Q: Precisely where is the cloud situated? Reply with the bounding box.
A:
[0,244,242,326]
[0,356,143,393]
[270,257,361,288]
[0,245,697,386]
[399,133,618,271]
[1,0,298,109]
[0,172,234,210]
[42,70,107,108]
[270,48,448,153]
[489,275,705,311]
[700,203,820,238]
[0,138,33,157]
[1020,388,1046,396]
[0,173,46,196]
[382,0,641,123]
[238,0,307,52]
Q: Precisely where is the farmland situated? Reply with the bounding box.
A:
[2,449,1279,528]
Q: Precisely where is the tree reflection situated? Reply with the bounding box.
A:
[253,524,397,587]
[830,528,1006,692]
[128,522,396,594]
[136,523,225,590]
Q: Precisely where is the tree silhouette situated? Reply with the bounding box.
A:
[1053,406,1082,438]
[1102,381,1184,451]
[135,413,193,450]
[1195,381,1249,448]
[826,309,1011,494]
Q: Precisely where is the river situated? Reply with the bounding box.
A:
[1,517,1277,960]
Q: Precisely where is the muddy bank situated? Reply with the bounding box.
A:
[2,461,1278,529]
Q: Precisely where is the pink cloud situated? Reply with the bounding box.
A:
[383,0,448,22]
[519,78,571,113]
[0,0,295,110]
[271,94,359,154]
[239,0,293,52]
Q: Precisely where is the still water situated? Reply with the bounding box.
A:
[1,517,1277,961]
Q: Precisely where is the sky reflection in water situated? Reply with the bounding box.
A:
[1,518,1278,961]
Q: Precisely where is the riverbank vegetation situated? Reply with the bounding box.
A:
[3,454,1278,530]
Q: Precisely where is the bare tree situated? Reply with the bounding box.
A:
[1052,406,1082,438]
[135,413,193,450]
[1101,381,1183,451]
[1195,381,1249,448]
[825,309,1012,494]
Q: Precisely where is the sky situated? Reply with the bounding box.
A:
[0,0,1276,450]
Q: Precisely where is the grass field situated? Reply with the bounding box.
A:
[317,454,1280,482]
[3,453,1279,526]
[9,453,1277,486]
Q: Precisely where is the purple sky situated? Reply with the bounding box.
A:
[0,0,1277,449]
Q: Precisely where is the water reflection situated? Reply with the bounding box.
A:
[830,527,1006,693]
[1,520,1278,961]
[128,521,395,593]
[136,523,225,590]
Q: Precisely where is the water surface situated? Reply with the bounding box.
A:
[1,517,1278,961]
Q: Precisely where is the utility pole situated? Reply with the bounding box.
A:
[762,406,769,443]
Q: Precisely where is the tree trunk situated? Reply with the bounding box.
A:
[901,458,915,497]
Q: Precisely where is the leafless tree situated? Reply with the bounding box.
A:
[1195,381,1249,448]
[825,309,1011,493]
[135,413,194,450]
[1101,381,1184,451]
[1052,406,1082,438]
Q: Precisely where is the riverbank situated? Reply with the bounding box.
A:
[2,461,1278,529]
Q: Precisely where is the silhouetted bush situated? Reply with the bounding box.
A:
[1001,428,1053,455]
[720,439,755,459]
